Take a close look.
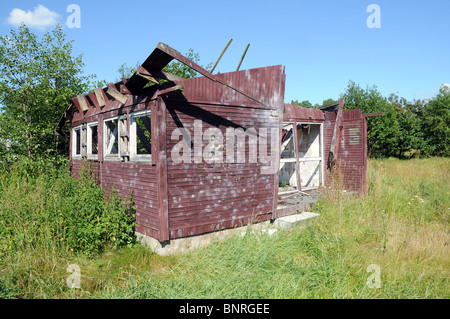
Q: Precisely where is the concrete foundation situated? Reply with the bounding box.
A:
[136,211,320,256]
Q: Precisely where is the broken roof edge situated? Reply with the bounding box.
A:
[283,103,326,121]
[56,42,284,135]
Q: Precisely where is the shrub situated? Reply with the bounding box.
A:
[0,157,136,260]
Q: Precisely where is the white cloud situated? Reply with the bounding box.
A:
[6,4,59,30]
[442,83,450,89]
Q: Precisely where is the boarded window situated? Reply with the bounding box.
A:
[348,128,360,145]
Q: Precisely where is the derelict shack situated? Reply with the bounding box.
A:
[57,42,373,245]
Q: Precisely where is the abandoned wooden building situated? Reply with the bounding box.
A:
[57,42,374,245]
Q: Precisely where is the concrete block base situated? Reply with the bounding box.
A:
[136,212,320,256]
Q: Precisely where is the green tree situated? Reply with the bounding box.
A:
[117,48,212,80]
[322,98,335,105]
[116,61,141,82]
[163,48,211,79]
[291,100,312,108]
[341,81,401,158]
[388,94,431,158]
[422,85,450,157]
[0,24,93,162]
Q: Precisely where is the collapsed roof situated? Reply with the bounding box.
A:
[56,42,274,136]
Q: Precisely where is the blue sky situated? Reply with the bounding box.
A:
[1,0,449,105]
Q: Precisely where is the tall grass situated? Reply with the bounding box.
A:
[1,157,448,298]
[84,158,449,299]
[0,158,135,298]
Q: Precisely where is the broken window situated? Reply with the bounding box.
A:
[297,123,323,189]
[104,117,120,159]
[72,122,99,160]
[87,122,98,159]
[279,123,297,192]
[130,110,152,161]
[72,125,82,158]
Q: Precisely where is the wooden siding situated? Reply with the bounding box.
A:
[165,100,279,239]
[337,110,366,193]
[68,62,290,242]
[101,161,159,238]
[70,97,161,240]
[323,109,367,193]
[70,159,160,239]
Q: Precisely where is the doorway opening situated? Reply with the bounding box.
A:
[279,122,323,194]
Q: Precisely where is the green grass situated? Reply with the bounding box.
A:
[1,157,449,298]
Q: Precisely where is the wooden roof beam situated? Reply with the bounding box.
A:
[94,88,107,107]
[76,94,89,112]
[157,85,184,96]
[156,42,216,82]
[136,66,159,84]
[106,84,128,104]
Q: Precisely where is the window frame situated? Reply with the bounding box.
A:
[86,121,99,160]
[72,125,82,160]
[129,109,152,162]
[103,116,121,161]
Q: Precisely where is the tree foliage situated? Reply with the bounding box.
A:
[340,81,449,158]
[0,24,93,162]
[163,48,211,79]
[341,81,401,158]
[422,86,450,156]
[291,98,334,109]
[117,48,212,81]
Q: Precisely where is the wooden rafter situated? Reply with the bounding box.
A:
[157,85,184,96]
[94,88,107,107]
[106,85,127,104]
[76,94,89,112]
[155,42,269,108]
[136,66,159,84]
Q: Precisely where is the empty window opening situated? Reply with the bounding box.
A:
[130,110,152,161]
[73,126,81,158]
[279,123,297,192]
[87,122,98,159]
[104,117,120,159]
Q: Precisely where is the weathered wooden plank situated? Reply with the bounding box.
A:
[77,94,89,112]
[106,85,128,104]
[170,209,273,229]
[169,213,272,239]
[158,85,184,96]
[210,38,233,73]
[87,92,99,109]
[72,97,83,113]
[169,195,273,213]
[94,88,107,107]
[136,66,159,84]
[156,97,169,241]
